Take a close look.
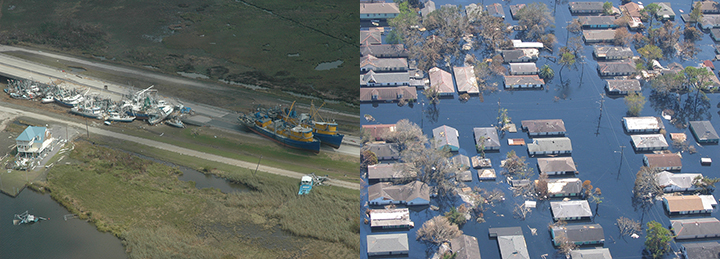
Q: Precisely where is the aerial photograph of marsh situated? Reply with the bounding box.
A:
[361,0,720,258]
[0,0,359,258]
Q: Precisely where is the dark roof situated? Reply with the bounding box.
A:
[473,127,501,149]
[598,60,635,74]
[578,16,617,26]
[360,44,408,57]
[672,218,720,239]
[552,224,604,243]
[521,119,566,134]
[367,163,413,180]
[690,121,720,141]
[683,241,720,259]
[644,153,681,169]
[451,235,482,259]
[502,49,538,61]
[606,79,641,92]
[365,142,400,159]
[537,157,577,173]
[593,46,633,59]
[569,2,604,12]
[368,181,430,203]
[504,75,544,85]
[489,226,524,237]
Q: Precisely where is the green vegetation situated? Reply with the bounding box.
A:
[625,92,646,116]
[603,2,613,16]
[0,0,358,105]
[39,140,359,258]
[444,206,467,226]
[644,221,674,258]
[539,64,554,80]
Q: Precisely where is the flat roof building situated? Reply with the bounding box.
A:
[623,117,664,133]
[369,208,414,229]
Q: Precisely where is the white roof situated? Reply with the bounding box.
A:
[511,40,544,49]
[624,116,663,131]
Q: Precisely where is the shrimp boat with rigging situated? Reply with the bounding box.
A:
[284,101,344,148]
[238,103,320,153]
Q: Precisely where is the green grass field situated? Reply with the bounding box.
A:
[38,140,359,258]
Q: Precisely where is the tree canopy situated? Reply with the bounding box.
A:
[515,2,554,41]
[644,221,674,258]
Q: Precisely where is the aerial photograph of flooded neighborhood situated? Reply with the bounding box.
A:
[0,0,359,258]
[361,0,720,258]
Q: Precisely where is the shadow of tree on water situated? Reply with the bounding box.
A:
[425,103,439,125]
[649,90,710,129]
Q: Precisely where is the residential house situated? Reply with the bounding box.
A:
[361,55,407,73]
[712,29,720,42]
[429,67,455,96]
[362,124,395,141]
[360,71,409,87]
[578,16,618,29]
[690,121,720,144]
[433,125,460,151]
[471,156,491,168]
[657,171,704,193]
[597,60,635,76]
[509,63,539,75]
[623,117,664,133]
[551,224,605,246]
[359,86,417,102]
[521,119,566,136]
[478,168,497,180]
[509,4,526,20]
[643,153,682,171]
[453,66,479,94]
[569,2,605,14]
[473,127,501,151]
[537,157,578,175]
[451,154,471,170]
[583,30,616,43]
[502,49,539,63]
[486,3,506,19]
[488,227,530,259]
[605,79,641,95]
[503,75,545,89]
[696,0,720,14]
[621,2,644,29]
[366,233,409,256]
[570,248,613,259]
[701,14,720,29]
[368,181,430,206]
[511,40,544,49]
[360,30,382,45]
[450,235,482,259]
[16,126,53,158]
[369,208,414,229]
[550,200,593,221]
[593,46,634,60]
[367,163,415,182]
[671,218,720,240]
[360,44,408,58]
[527,137,573,156]
[681,241,720,259]
[364,142,400,160]
[420,0,436,16]
[656,2,675,21]
[631,134,669,151]
[360,3,400,20]
[456,170,472,182]
[663,195,713,215]
[545,178,583,198]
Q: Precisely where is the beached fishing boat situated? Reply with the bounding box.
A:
[165,117,185,128]
[70,105,104,120]
[106,112,135,122]
[238,109,320,153]
[284,101,344,148]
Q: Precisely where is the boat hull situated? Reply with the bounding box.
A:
[126,110,151,120]
[70,110,103,120]
[245,123,321,153]
[314,132,344,149]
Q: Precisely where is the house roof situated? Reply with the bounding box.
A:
[511,40,543,49]
[473,127,501,148]
[578,16,617,26]
[570,248,613,259]
[360,30,381,45]
[672,218,720,239]
[644,153,681,169]
[631,134,669,149]
[360,3,400,14]
[368,163,414,180]
[537,157,577,173]
[486,3,505,18]
[509,4,526,18]
[547,178,583,195]
[420,0,436,16]
[527,137,572,153]
[366,233,409,254]
[453,66,479,93]
[451,154,471,169]
[583,30,616,41]
[502,49,539,61]
[504,75,544,86]
[16,126,47,143]
[606,79,641,92]
[598,60,635,74]
[682,241,720,259]
[569,2,604,12]
[365,143,400,159]
[451,235,482,259]
[656,2,675,18]
[359,86,417,102]
[429,67,455,94]
[509,63,539,74]
[550,200,592,218]
[488,228,529,259]
[360,70,409,85]
[664,195,706,212]
[521,119,566,134]
[362,124,396,141]
[624,117,664,131]
[360,44,408,57]
[690,121,720,141]
[621,2,644,17]
[552,224,604,243]
[701,14,720,28]
[369,208,412,228]
[696,0,720,14]
[433,125,459,149]
[368,181,430,203]
[594,46,634,59]
[657,171,703,189]
[361,55,408,71]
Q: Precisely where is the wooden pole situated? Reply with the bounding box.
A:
[254,156,262,177]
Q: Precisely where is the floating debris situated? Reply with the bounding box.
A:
[13,211,47,225]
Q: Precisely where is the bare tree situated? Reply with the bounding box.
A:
[617,216,642,237]
[501,150,534,179]
[416,216,463,244]
[554,234,578,256]
[535,173,549,199]
[633,167,662,205]
[382,119,427,151]
[513,203,531,220]
[614,27,632,46]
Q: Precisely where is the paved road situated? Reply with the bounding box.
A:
[0,103,360,190]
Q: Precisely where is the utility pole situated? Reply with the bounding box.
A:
[617,145,625,180]
[85,118,89,138]
[253,155,262,177]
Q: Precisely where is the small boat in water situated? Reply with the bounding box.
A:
[13,211,47,225]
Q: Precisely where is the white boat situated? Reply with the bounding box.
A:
[106,112,135,122]
[41,95,55,103]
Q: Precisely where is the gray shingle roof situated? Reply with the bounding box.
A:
[537,157,577,174]
[606,79,641,93]
[368,181,430,204]
[527,137,573,153]
[451,235,482,259]
[433,125,460,150]
[682,241,720,259]
[473,127,501,149]
[367,163,414,180]
[631,134,669,149]
[551,200,592,219]
[672,218,720,239]
[521,119,566,134]
[594,46,634,59]
[690,121,720,142]
[552,224,604,244]
[366,233,409,254]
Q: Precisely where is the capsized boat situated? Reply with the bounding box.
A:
[238,110,320,153]
[13,211,47,225]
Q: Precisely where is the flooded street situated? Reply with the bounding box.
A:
[361,0,720,257]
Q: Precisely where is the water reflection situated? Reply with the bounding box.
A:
[649,90,711,128]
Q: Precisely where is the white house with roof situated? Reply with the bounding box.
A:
[16,126,54,158]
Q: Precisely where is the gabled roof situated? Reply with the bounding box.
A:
[657,171,703,189]
[360,44,408,57]
[552,224,604,243]
[360,70,409,85]
[521,119,566,134]
[486,3,506,18]
[366,233,409,254]
[420,0,436,16]
[690,121,720,141]
[696,0,720,14]
[429,67,455,94]
[360,30,381,45]
[473,127,501,149]
[621,2,644,17]
[365,142,400,159]
[451,154,471,169]
[682,241,720,259]
[451,235,482,259]
[644,153,681,169]
[664,195,706,212]
[537,157,577,173]
[368,163,413,180]
[583,30,616,41]
[453,66,479,93]
[570,248,613,259]
[656,2,675,18]
[359,86,417,102]
[502,49,539,61]
[361,55,408,70]
[433,125,459,149]
[360,3,400,14]
[551,200,592,218]
[16,126,46,143]
[368,181,430,203]
[578,16,617,26]
[606,79,641,92]
[672,218,720,239]
[598,60,635,74]
[527,137,573,153]
[362,124,396,141]
[593,46,633,59]
[504,75,544,85]
[569,2,605,12]
[547,178,583,195]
